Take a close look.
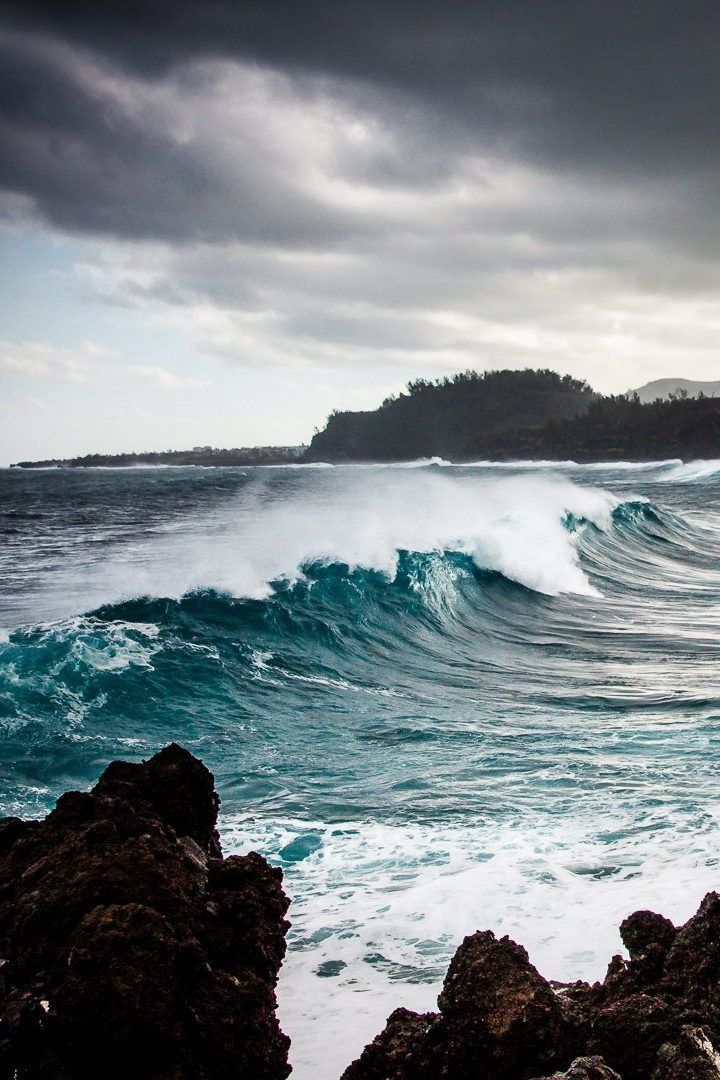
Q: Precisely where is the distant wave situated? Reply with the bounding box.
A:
[14,456,720,480]
[654,459,720,482]
[448,458,685,472]
[262,457,708,477]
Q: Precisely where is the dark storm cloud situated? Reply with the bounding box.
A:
[1,0,719,245]
[2,0,720,176]
[0,30,374,243]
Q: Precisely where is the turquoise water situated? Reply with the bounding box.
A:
[2,459,720,1075]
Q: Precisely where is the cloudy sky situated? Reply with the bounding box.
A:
[2,1,720,462]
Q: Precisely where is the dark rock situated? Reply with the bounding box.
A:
[341,1008,444,1079]
[576,894,720,1076]
[620,910,676,960]
[438,931,582,1077]
[345,893,720,1080]
[652,1025,720,1078]
[93,741,223,857]
[663,892,720,999]
[533,1056,621,1079]
[0,817,36,856]
[0,744,291,1079]
[582,992,678,1078]
[341,931,582,1078]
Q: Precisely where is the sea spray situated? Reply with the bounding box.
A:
[3,470,619,623]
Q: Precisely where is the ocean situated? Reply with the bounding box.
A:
[2,459,720,1077]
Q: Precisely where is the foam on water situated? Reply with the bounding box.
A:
[223,801,720,1079]
[657,459,720,482]
[447,459,682,471]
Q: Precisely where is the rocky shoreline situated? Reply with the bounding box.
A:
[0,744,291,1078]
[2,746,720,1078]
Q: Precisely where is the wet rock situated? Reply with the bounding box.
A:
[345,892,720,1079]
[342,931,582,1078]
[533,1056,621,1079]
[0,742,291,1079]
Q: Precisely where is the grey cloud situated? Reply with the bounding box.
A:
[2,2,720,256]
[81,198,720,386]
[0,33,375,243]
[2,0,720,177]
[2,19,719,268]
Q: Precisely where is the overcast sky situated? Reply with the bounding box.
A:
[2,1,720,462]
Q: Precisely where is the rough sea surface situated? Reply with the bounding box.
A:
[2,459,720,1077]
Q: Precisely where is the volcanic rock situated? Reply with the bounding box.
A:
[0,742,291,1079]
[343,892,720,1079]
[652,1026,720,1078]
[342,930,583,1079]
[535,1058,621,1079]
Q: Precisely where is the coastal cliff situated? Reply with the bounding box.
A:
[307,369,720,463]
[307,369,595,461]
[2,745,720,1078]
[0,744,291,1079]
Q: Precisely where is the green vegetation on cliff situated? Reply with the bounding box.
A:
[308,369,595,461]
[526,392,720,461]
[308,369,720,462]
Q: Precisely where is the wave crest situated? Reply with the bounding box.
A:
[44,473,620,610]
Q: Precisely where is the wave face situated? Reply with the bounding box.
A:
[3,460,720,1077]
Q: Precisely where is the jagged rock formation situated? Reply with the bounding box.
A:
[343,895,720,1079]
[0,743,291,1079]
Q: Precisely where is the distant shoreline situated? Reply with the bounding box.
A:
[10,446,308,469]
[10,452,706,470]
[12,368,720,469]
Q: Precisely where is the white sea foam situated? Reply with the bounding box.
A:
[257,461,335,469]
[577,459,682,472]
[656,459,720,482]
[394,456,453,468]
[1,617,162,674]
[222,806,720,1080]
[454,458,582,469]
[38,472,618,616]
[451,458,685,473]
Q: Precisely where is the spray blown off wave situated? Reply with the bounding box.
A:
[2,471,620,624]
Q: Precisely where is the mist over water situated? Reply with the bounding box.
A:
[2,459,720,1077]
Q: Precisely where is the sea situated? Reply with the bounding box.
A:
[2,458,720,1077]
